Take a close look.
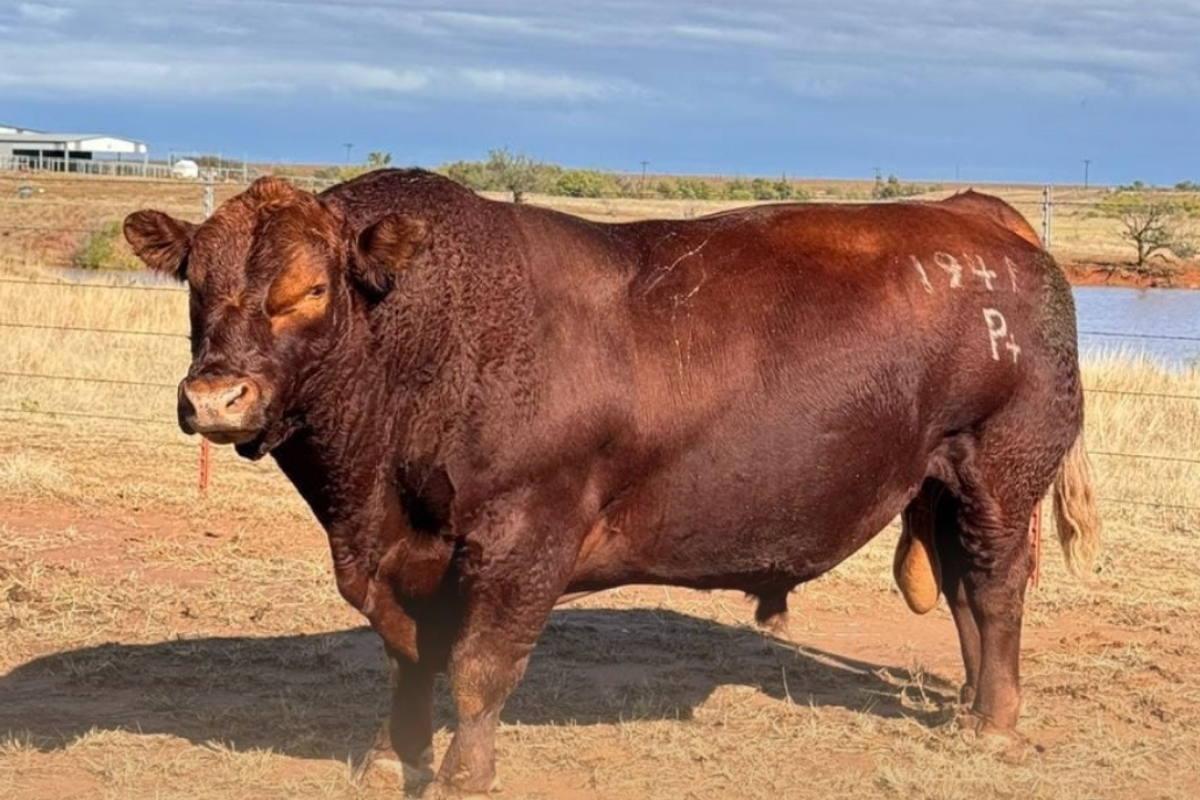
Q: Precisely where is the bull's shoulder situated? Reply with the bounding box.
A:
[937,190,1042,248]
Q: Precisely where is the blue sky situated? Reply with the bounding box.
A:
[2,0,1198,184]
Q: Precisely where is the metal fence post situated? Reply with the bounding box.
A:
[1041,185,1054,248]
[199,170,215,497]
[203,171,215,219]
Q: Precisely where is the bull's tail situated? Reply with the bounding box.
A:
[1052,432,1101,578]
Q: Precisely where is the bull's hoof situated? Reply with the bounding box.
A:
[354,747,434,796]
[955,713,1035,765]
[420,774,502,799]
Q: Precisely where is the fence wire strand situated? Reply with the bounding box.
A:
[0,277,185,293]
[0,406,176,426]
[0,321,188,339]
[0,370,177,389]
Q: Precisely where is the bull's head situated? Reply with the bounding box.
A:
[124,175,426,458]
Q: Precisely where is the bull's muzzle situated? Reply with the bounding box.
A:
[177,376,266,445]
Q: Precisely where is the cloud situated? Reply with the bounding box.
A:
[17,3,71,24]
[0,42,638,103]
[2,0,1198,107]
[457,68,636,101]
[328,65,431,94]
[669,24,781,47]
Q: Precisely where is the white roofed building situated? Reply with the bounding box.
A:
[0,127,148,170]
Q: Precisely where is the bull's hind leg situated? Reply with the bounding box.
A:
[942,431,1062,736]
[932,490,982,707]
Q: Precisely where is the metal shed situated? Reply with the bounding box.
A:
[0,128,148,171]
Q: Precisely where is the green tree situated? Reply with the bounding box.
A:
[485,148,543,203]
[654,178,680,199]
[555,169,620,198]
[366,151,393,168]
[750,178,776,201]
[441,160,493,191]
[722,178,755,201]
[675,178,713,201]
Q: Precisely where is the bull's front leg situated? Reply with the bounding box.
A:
[339,548,452,794]
[423,498,586,799]
[356,643,437,793]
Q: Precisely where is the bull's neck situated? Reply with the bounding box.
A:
[270,289,461,533]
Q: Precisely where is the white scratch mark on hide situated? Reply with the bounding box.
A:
[671,270,708,381]
[643,236,713,296]
[1005,257,1019,292]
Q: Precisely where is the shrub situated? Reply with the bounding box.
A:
[654,179,680,199]
[71,221,141,271]
[675,178,713,201]
[722,179,755,201]
[440,160,493,191]
[555,169,621,198]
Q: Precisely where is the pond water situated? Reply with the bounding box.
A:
[1075,287,1200,369]
[48,272,1200,369]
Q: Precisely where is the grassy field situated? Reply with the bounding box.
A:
[1,176,1199,799]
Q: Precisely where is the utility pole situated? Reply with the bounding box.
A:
[639,160,650,194]
[343,142,354,165]
[1082,159,1091,189]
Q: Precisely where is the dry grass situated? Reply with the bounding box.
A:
[1,172,1187,270]
[1,174,1199,799]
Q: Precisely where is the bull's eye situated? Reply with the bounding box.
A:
[310,284,328,298]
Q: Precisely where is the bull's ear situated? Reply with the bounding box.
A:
[123,210,196,281]
[351,213,428,298]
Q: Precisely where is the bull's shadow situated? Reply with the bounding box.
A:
[0,607,957,762]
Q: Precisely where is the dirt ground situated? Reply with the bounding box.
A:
[2,437,1198,800]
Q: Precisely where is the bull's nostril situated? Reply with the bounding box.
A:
[224,383,247,409]
[220,381,259,414]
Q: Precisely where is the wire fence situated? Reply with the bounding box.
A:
[0,286,1198,511]
[0,171,1198,511]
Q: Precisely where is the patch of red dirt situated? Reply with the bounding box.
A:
[1063,259,1200,289]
